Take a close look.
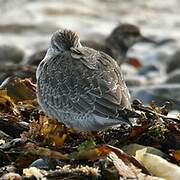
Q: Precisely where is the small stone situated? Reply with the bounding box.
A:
[30,158,60,170]
[1,172,21,180]
[30,159,49,170]
[122,144,166,157]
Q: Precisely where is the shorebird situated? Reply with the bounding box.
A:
[83,23,155,66]
[36,29,140,132]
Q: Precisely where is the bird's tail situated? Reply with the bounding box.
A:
[117,108,141,126]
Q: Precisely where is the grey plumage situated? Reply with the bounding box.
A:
[106,24,142,63]
[36,29,139,132]
[83,23,155,66]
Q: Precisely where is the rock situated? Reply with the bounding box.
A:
[0,165,17,178]
[23,167,44,179]
[130,84,180,110]
[166,50,180,73]
[136,148,180,180]
[22,49,47,66]
[165,69,180,84]
[0,172,21,180]
[30,158,49,170]
[30,158,61,170]
[138,65,159,76]
[122,144,167,158]
[0,45,24,64]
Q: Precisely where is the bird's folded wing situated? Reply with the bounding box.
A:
[46,48,139,121]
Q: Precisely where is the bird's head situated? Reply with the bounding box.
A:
[106,23,154,55]
[105,23,155,65]
[49,29,82,54]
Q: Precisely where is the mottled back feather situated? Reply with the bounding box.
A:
[36,29,139,131]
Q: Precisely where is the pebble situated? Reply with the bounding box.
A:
[30,158,61,170]
[122,144,167,158]
[1,172,21,180]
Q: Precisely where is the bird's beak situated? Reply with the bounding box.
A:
[138,36,156,44]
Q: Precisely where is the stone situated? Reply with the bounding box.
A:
[122,144,166,157]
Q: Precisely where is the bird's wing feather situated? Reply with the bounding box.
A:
[42,47,139,122]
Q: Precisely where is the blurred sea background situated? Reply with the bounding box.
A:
[0,0,180,52]
[1,0,180,112]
